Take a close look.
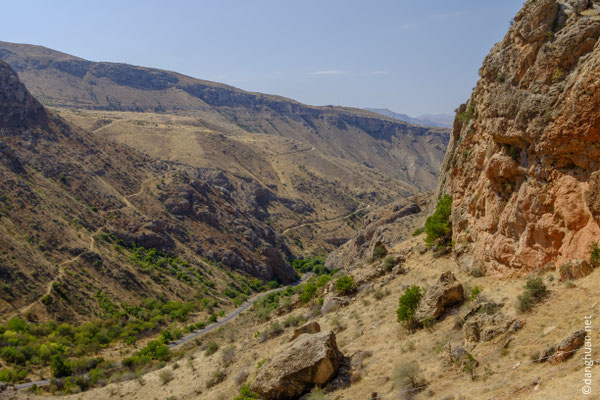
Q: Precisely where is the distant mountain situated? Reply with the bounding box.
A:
[365,108,454,128]
[0,40,450,254]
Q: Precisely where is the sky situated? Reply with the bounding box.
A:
[0,0,525,116]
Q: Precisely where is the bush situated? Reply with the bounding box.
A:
[221,345,236,366]
[300,282,318,303]
[412,227,424,237]
[517,277,546,312]
[590,242,600,266]
[382,255,398,271]
[138,340,170,361]
[0,367,27,383]
[372,242,388,261]
[291,256,330,275]
[158,369,174,385]
[204,341,219,356]
[233,370,249,386]
[397,286,423,328]
[335,275,355,295]
[424,194,452,247]
[50,355,72,378]
[233,384,262,400]
[458,102,476,123]
[306,387,328,400]
[469,286,482,302]
[394,361,426,394]
[525,277,546,299]
[206,369,226,388]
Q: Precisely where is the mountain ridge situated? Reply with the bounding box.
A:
[364,108,453,128]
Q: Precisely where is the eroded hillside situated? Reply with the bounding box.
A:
[0,58,303,325]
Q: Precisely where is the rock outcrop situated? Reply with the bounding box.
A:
[0,60,46,128]
[548,329,587,363]
[438,0,600,275]
[325,196,427,271]
[559,258,594,280]
[251,331,344,399]
[414,271,465,323]
[289,321,321,342]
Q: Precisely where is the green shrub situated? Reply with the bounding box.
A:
[424,194,452,247]
[382,255,398,271]
[525,277,546,299]
[590,242,600,266]
[0,367,27,383]
[397,286,423,328]
[300,282,318,303]
[372,242,388,261]
[517,277,546,312]
[233,384,262,400]
[335,275,355,295]
[412,227,424,237]
[469,286,482,302]
[458,102,476,123]
[204,341,219,356]
[50,354,72,378]
[291,256,330,275]
[137,340,170,361]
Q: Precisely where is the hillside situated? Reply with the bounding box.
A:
[0,41,449,254]
[0,58,304,324]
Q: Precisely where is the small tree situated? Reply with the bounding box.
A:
[397,286,423,328]
[590,242,600,267]
[424,194,452,247]
[335,275,355,295]
[50,355,72,378]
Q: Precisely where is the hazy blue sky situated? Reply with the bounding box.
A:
[1,0,525,116]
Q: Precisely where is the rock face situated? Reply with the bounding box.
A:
[251,331,344,399]
[414,271,464,323]
[438,0,600,275]
[0,60,46,128]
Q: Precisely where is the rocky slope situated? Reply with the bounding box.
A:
[0,59,301,322]
[438,0,600,275]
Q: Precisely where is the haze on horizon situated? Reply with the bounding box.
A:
[0,0,525,116]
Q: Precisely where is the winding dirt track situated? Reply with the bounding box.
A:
[281,205,371,235]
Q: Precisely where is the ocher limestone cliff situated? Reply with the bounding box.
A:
[439,0,600,274]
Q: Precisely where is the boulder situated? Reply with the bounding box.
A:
[548,329,587,364]
[559,259,594,281]
[414,271,464,323]
[461,302,514,343]
[251,331,344,399]
[290,321,321,342]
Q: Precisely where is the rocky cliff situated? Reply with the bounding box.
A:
[438,0,600,275]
